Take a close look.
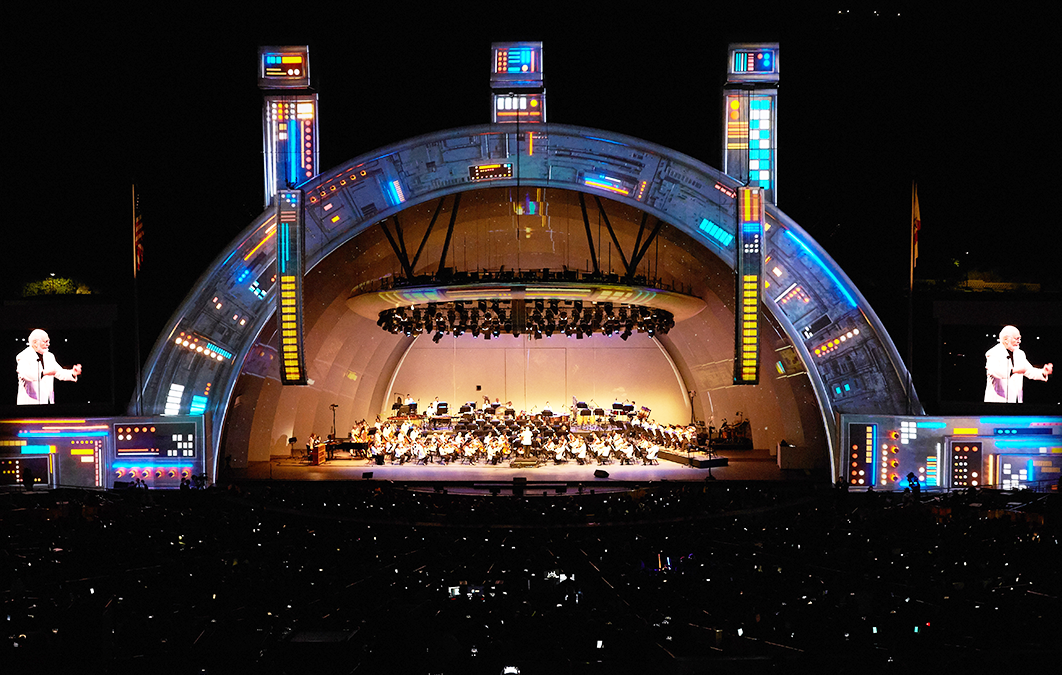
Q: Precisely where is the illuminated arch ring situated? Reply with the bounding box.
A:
[137,123,919,481]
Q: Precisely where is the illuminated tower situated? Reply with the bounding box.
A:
[490,42,545,124]
[734,186,765,385]
[259,46,319,208]
[723,43,779,204]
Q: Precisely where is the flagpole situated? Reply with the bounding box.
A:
[906,182,916,415]
[132,184,143,416]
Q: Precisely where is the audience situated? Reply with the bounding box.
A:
[1,478,1057,673]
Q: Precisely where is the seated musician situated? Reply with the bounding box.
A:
[438,438,455,464]
[551,439,566,464]
[616,435,635,465]
[570,435,588,465]
[644,442,660,464]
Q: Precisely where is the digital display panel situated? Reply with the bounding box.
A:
[724,94,776,202]
[950,441,982,488]
[0,416,208,490]
[469,163,514,181]
[258,45,310,89]
[991,453,1062,491]
[726,43,779,83]
[491,42,544,90]
[114,421,197,458]
[492,94,545,123]
[734,187,764,384]
[263,95,319,207]
[841,414,1061,492]
[277,191,308,385]
[848,422,877,486]
[1,420,108,488]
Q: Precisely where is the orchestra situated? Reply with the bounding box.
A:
[293,398,699,468]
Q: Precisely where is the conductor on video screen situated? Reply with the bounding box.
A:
[16,329,82,405]
[984,325,1053,403]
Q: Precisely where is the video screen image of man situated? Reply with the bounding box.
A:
[16,329,82,405]
[984,325,1053,403]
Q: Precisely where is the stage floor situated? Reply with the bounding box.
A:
[236,448,812,485]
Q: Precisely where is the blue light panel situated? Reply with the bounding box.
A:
[784,231,857,308]
[698,218,734,247]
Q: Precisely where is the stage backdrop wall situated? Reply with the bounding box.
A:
[388,331,691,424]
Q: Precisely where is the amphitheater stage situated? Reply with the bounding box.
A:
[235,447,817,490]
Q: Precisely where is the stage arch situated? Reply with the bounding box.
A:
[137,124,920,481]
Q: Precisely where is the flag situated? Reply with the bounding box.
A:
[133,184,144,278]
[911,182,921,267]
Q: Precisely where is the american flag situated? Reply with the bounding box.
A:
[133,184,144,278]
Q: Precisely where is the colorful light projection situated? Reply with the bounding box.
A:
[724,94,775,199]
[263,95,319,206]
[734,187,764,384]
[258,46,310,89]
[276,190,308,385]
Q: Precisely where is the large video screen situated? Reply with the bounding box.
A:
[3,325,115,410]
[941,323,1060,406]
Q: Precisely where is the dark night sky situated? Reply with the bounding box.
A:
[6,4,1054,390]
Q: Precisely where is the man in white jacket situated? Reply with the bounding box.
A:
[984,326,1052,403]
[16,329,82,405]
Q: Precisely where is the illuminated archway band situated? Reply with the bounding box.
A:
[137,123,920,478]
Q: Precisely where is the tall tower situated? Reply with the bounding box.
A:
[723,43,779,204]
[259,46,319,208]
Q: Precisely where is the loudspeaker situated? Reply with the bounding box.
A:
[362,472,374,479]
[594,469,609,478]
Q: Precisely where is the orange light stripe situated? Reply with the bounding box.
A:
[7,419,88,424]
[243,225,278,261]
